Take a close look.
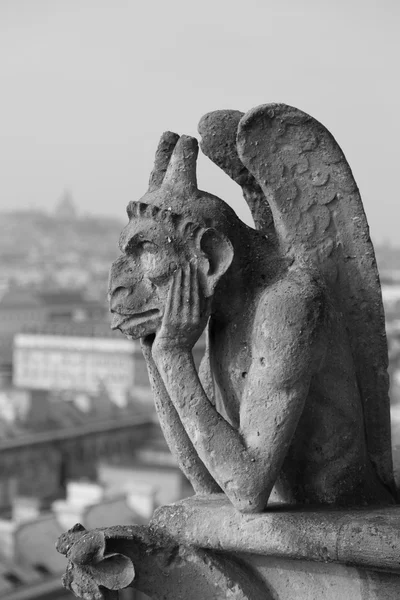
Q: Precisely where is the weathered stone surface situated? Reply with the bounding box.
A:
[236,105,394,500]
[57,522,268,600]
[152,495,400,572]
[151,496,400,598]
[238,554,400,600]
[198,110,275,235]
[108,103,396,512]
[58,499,400,599]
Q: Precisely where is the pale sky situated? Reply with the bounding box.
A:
[0,0,399,244]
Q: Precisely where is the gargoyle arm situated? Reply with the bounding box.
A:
[154,276,326,512]
[141,340,221,494]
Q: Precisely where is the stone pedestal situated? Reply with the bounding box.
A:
[152,495,400,599]
[57,495,400,600]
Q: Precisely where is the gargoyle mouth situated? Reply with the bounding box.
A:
[111,309,160,330]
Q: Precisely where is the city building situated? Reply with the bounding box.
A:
[0,287,107,382]
[0,480,155,600]
[0,287,106,332]
[13,322,150,407]
[0,416,186,600]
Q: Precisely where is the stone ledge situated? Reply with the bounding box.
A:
[151,494,400,573]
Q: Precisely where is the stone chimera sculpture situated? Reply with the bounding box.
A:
[108,103,397,512]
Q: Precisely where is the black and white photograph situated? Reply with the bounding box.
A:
[0,1,399,599]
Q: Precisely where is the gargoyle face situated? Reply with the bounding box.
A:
[108,217,192,339]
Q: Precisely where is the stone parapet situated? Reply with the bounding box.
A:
[57,495,400,599]
[152,495,400,572]
[151,495,400,599]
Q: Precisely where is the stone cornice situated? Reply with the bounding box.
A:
[152,495,400,573]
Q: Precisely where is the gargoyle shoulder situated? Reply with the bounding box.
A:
[255,267,330,378]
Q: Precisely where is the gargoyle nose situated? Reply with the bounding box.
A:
[109,287,132,313]
[108,256,137,302]
[109,284,154,315]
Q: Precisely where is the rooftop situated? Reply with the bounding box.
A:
[20,320,121,338]
[0,478,151,600]
[0,287,104,310]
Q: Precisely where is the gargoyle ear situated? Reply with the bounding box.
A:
[148,131,180,192]
[197,228,234,298]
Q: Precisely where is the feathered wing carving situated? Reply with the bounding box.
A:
[198,110,275,238]
[199,103,396,497]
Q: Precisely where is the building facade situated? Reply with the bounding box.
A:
[0,287,107,381]
[13,324,147,407]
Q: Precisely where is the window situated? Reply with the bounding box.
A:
[34,564,51,576]
[3,572,23,586]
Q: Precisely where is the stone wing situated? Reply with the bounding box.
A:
[198,110,276,238]
[237,103,395,495]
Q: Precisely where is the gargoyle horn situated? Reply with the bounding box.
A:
[148,131,180,192]
[162,135,198,193]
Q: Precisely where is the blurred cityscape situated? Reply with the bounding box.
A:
[0,195,400,599]
[0,194,202,600]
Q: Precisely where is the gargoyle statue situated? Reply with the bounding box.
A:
[108,104,397,512]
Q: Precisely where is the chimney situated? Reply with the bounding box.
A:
[12,496,41,524]
[52,480,105,531]
[0,496,41,561]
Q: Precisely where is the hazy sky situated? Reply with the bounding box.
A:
[0,0,399,244]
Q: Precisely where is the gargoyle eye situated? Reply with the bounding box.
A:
[124,237,159,255]
[138,240,158,253]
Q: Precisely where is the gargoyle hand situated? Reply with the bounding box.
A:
[153,262,210,356]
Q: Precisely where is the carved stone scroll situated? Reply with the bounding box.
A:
[57,522,269,600]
